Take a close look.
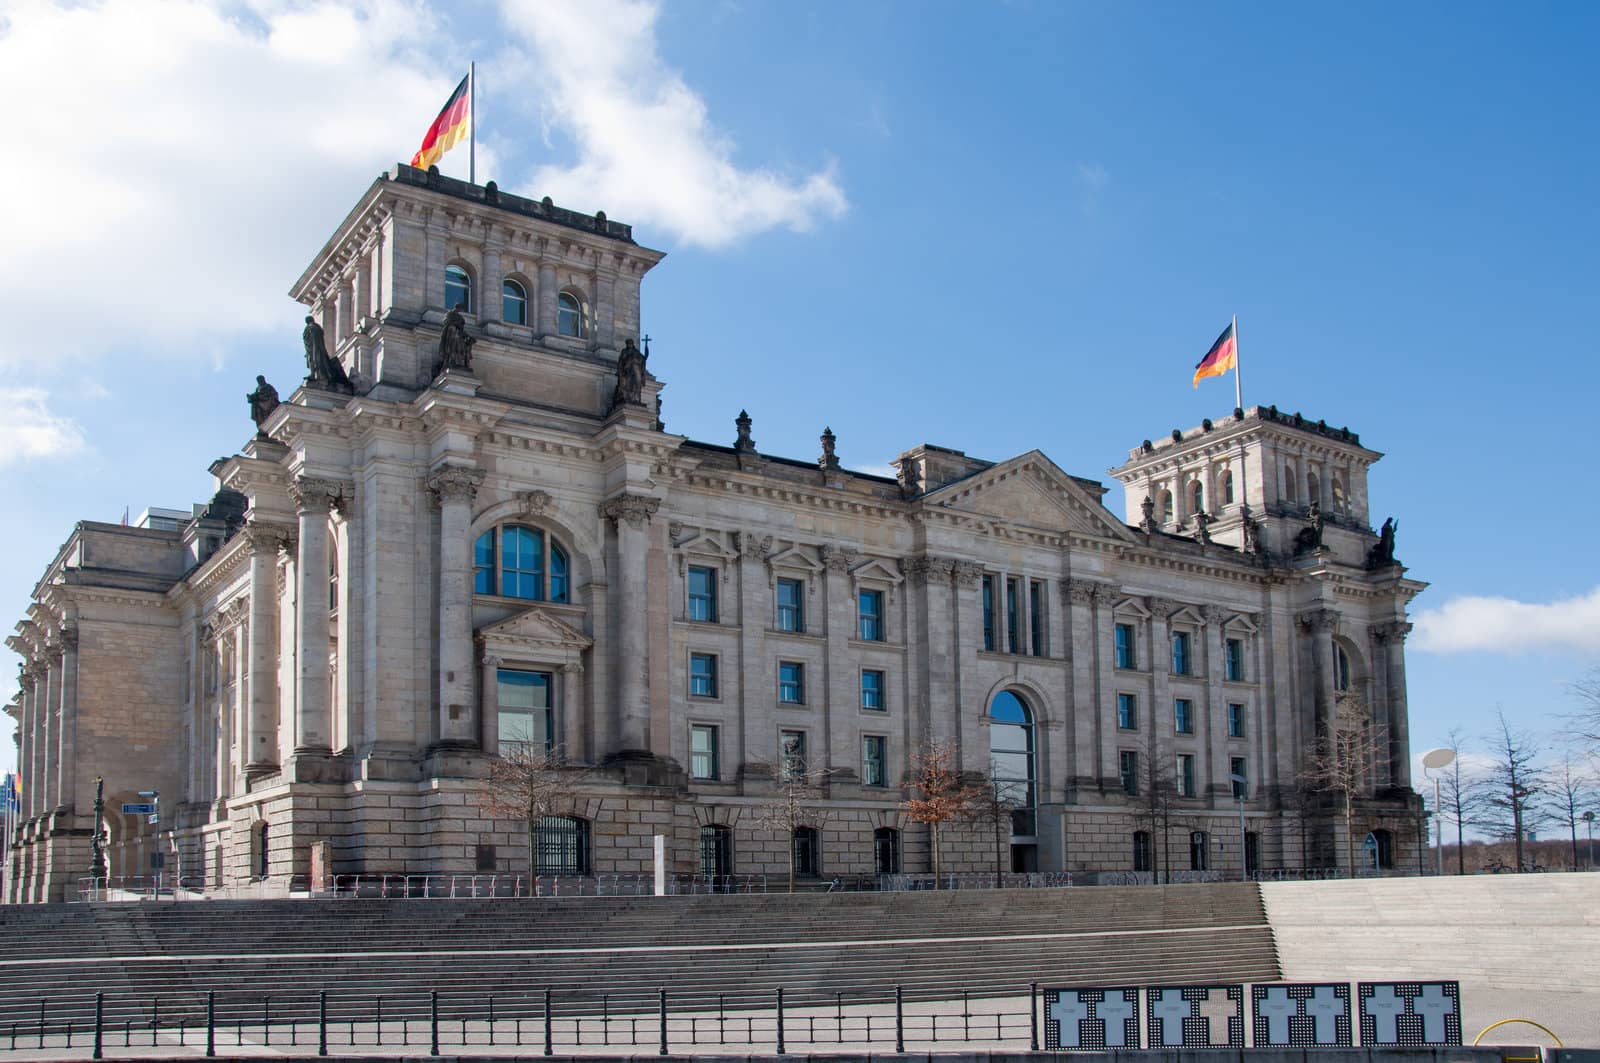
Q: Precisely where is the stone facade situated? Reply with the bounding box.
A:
[5,166,1428,902]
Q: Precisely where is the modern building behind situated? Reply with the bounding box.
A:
[6,166,1426,901]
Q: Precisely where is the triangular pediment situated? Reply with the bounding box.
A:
[1169,605,1205,629]
[922,451,1135,542]
[477,607,594,651]
[1112,596,1150,619]
[767,543,823,572]
[1224,612,1259,635]
[850,557,904,586]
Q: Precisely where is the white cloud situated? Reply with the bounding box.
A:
[0,0,467,371]
[498,0,847,248]
[1412,587,1600,655]
[0,389,89,466]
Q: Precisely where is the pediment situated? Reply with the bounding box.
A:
[850,558,904,586]
[1112,596,1150,619]
[671,526,738,560]
[766,543,823,573]
[1224,612,1259,634]
[477,606,594,652]
[922,451,1135,542]
[1169,605,1205,629]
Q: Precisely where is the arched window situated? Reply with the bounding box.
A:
[1189,830,1209,871]
[1159,490,1173,523]
[445,264,472,312]
[473,524,571,602]
[1308,471,1321,507]
[1190,480,1204,515]
[1221,470,1235,505]
[1132,830,1152,872]
[792,826,820,878]
[874,827,901,875]
[700,824,732,879]
[557,291,586,338]
[1333,644,1352,692]
[502,279,528,325]
[533,815,589,875]
[989,690,1036,837]
[1284,466,1297,502]
[1332,476,1347,511]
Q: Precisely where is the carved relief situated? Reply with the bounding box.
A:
[598,493,660,527]
[1147,597,1176,621]
[820,543,859,573]
[735,531,772,559]
[950,560,984,588]
[289,476,346,513]
[1297,608,1339,634]
[1370,620,1413,644]
[1201,605,1230,626]
[518,489,553,517]
[427,466,484,506]
[900,555,955,585]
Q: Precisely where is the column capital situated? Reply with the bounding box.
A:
[950,560,984,588]
[289,476,346,514]
[427,465,485,506]
[1147,597,1176,621]
[58,624,78,651]
[599,493,660,528]
[1201,604,1230,626]
[1297,607,1339,634]
[821,543,859,573]
[1370,620,1413,644]
[1061,578,1111,606]
[901,555,953,585]
[243,521,295,554]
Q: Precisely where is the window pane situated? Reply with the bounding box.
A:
[1005,578,1019,654]
[445,265,471,312]
[1115,624,1135,669]
[498,669,552,752]
[1228,703,1244,738]
[1029,580,1045,657]
[557,292,584,337]
[780,731,806,780]
[474,530,495,595]
[779,661,804,703]
[691,725,718,780]
[502,280,527,325]
[861,670,884,711]
[863,736,887,787]
[500,525,544,600]
[1226,638,1243,681]
[1117,693,1136,730]
[981,577,995,652]
[688,566,717,622]
[776,578,804,632]
[549,542,569,603]
[1175,699,1193,733]
[690,654,717,698]
[858,589,883,641]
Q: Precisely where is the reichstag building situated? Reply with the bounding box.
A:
[6,166,1426,901]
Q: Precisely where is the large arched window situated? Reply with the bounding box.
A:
[534,815,589,875]
[873,827,901,875]
[557,291,586,338]
[1332,476,1348,512]
[502,279,528,325]
[989,690,1036,837]
[445,264,472,312]
[474,524,570,602]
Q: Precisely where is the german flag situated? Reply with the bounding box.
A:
[1192,321,1237,387]
[411,74,471,170]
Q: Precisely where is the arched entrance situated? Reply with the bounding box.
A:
[989,690,1037,872]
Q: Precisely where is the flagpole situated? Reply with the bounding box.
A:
[468,61,476,186]
[1233,313,1242,411]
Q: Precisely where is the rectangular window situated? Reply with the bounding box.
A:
[1171,631,1192,675]
[497,669,553,753]
[1231,756,1247,800]
[1119,750,1139,795]
[1114,623,1136,669]
[861,669,885,711]
[1174,698,1194,734]
[982,576,997,652]
[1029,579,1045,657]
[690,724,719,781]
[780,730,807,781]
[858,589,884,642]
[1225,638,1245,682]
[1228,702,1245,738]
[778,661,805,704]
[1006,577,1020,654]
[1190,830,1209,871]
[1177,753,1196,798]
[1117,693,1137,730]
[1133,831,1151,872]
[687,565,718,623]
[862,735,888,787]
[689,653,718,698]
[776,577,804,633]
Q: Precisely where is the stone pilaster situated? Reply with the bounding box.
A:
[54,625,78,812]
[290,477,341,754]
[1298,608,1339,741]
[429,466,485,748]
[949,561,984,768]
[1373,620,1414,788]
[19,668,38,820]
[600,493,660,754]
[244,523,288,774]
[537,262,558,336]
[39,648,58,816]
[1201,605,1229,802]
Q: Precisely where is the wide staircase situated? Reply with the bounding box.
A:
[0,883,1279,1028]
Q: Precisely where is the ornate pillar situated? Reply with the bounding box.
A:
[1374,621,1413,788]
[39,647,58,814]
[600,493,660,754]
[245,523,287,773]
[19,669,38,820]
[481,241,503,326]
[430,466,484,747]
[536,262,558,336]
[1298,608,1339,742]
[291,477,340,755]
[54,625,78,812]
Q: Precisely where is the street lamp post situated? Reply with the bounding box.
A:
[90,777,107,884]
[1421,748,1456,877]
[1584,811,1595,870]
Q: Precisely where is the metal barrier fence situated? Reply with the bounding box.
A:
[76,873,773,902]
[0,985,1040,1058]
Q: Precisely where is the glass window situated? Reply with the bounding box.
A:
[687,566,717,622]
[1189,830,1209,871]
[1177,753,1196,797]
[689,653,717,698]
[534,815,588,875]
[778,661,805,704]
[1308,472,1321,506]
[776,578,804,633]
[1332,476,1348,511]
[1171,631,1192,675]
[1029,580,1045,657]
[557,291,585,337]
[780,730,807,781]
[498,669,552,753]
[474,530,495,594]
[858,589,884,641]
[1231,756,1247,800]
[1225,638,1245,681]
[1005,577,1020,654]
[1159,490,1173,522]
[873,827,900,875]
[1133,831,1151,872]
[1117,693,1137,730]
[862,735,887,787]
[1190,480,1204,514]
[500,525,543,600]
[502,279,527,325]
[792,826,820,877]
[861,669,885,711]
[1174,698,1194,734]
[989,691,1035,836]
[1114,623,1136,669]
[1228,703,1245,738]
[473,525,569,603]
[1334,645,1352,691]
[690,724,719,780]
[981,576,996,652]
[1284,466,1297,502]
[1221,470,1235,505]
[445,264,471,312]
[1119,750,1139,795]
[700,824,732,877]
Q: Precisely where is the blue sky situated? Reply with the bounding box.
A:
[1,0,1597,786]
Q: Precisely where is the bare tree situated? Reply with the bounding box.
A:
[1299,693,1387,873]
[752,765,837,893]
[1131,735,1184,884]
[972,763,1025,888]
[900,743,983,887]
[1476,708,1546,872]
[480,745,592,875]
[1437,727,1482,876]
[1565,668,1600,750]
[1545,754,1592,870]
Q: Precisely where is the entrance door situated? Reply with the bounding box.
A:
[700,825,732,881]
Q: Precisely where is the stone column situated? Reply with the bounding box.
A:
[39,648,58,814]
[600,493,659,754]
[1201,606,1229,803]
[245,523,286,773]
[54,625,78,812]
[949,562,985,767]
[537,262,558,336]
[429,466,484,747]
[291,477,340,754]
[354,256,372,325]
[1299,608,1339,741]
[1376,621,1413,787]
[481,242,503,326]
[1148,598,1175,797]
[20,669,38,820]
[1061,579,1099,793]
[595,271,616,349]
